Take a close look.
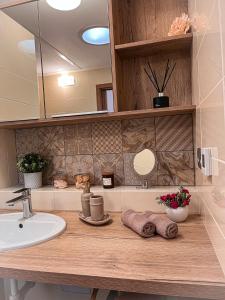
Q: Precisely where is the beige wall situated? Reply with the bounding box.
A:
[189,0,225,274]
[0,11,40,122]
[44,68,112,117]
[0,129,17,188]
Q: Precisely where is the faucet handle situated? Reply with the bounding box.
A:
[14,188,31,196]
[6,195,24,204]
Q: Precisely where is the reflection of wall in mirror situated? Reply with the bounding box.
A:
[0,11,40,122]
[44,67,112,117]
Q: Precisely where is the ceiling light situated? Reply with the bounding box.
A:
[18,39,35,55]
[46,0,81,11]
[81,27,110,45]
[58,74,75,87]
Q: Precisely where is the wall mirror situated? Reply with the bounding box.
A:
[39,0,113,118]
[134,149,156,176]
[133,149,156,189]
[0,1,44,122]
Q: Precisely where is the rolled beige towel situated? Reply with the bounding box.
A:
[121,210,156,238]
[146,211,178,239]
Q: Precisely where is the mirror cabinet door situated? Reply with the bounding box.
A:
[0,1,44,122]
[38,0,113,118]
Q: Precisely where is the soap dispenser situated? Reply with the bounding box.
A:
[81,182,93,218]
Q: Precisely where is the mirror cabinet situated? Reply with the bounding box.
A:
[1,0,113,122]
[0,1,43,121]
[0,0,195,126]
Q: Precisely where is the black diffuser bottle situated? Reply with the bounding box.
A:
[153,92,169,108]
[144,59,176,109]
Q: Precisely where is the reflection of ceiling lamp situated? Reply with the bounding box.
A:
[18,39,35,54]
[81,27,110,45]
[58,74,75,87]
[46,0,81,11]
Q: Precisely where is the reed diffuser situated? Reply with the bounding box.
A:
[144,59,176,108]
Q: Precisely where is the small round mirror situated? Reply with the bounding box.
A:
[133,149,156,176]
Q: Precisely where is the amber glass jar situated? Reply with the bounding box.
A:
[102,172,114,189]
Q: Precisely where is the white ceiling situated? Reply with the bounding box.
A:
[3,0,111,75]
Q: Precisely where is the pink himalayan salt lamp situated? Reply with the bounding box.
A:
[168,13,191,37]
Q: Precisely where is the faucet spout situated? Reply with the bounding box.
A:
[22,198,33,219]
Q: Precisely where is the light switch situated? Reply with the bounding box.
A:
[197,148,213,176]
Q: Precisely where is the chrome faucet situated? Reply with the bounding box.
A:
[136,179,149,190]
[6,188,33,219]
[142,179,149,189]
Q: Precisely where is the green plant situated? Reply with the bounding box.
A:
[17,153,48,173]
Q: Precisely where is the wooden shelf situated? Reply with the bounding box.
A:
[0,105,196,129]
[115,33,193,58]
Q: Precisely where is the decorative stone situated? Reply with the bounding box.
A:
[54,179,68,189]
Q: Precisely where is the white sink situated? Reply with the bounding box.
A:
[0,212,66,251]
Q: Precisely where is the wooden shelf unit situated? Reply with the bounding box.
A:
[115,33,193,58]
[0,105,196,129]
[0,0,194,128]
[109,0,192,113]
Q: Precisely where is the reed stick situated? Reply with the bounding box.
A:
[144,68,159,92]
[163,62,176,90]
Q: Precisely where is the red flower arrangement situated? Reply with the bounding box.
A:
[157,186,191,209]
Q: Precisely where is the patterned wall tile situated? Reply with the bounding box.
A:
[77,123,92,138]
[77,123,93,154]
[65,155,94,185]
[64,126,78,155]
[123,153,157,186]
[122,118,155,153]
[155,114,193,151]
[64,124,92,155]
[18,171,24,185]
[93,154,124,186]
[157,151,195,186]
[38,126,65,156]
[43,156,66,185]
[15,114,195,187]
[16,128,39,156]
[92,121,122,154]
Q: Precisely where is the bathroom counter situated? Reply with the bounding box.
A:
[0,211,224,299]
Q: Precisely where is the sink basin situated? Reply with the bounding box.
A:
[0,212,66,251]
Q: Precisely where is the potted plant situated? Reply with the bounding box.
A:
[156,186,191,222]
[17,153,48,189]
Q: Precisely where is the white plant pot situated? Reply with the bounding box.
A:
[166,206,189,223]
[24,172,42,189]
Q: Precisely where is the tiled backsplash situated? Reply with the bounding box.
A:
[15,114,195,186]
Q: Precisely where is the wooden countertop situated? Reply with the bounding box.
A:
[0,211,224,299]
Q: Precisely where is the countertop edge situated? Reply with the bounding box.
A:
[0,267,225,300]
